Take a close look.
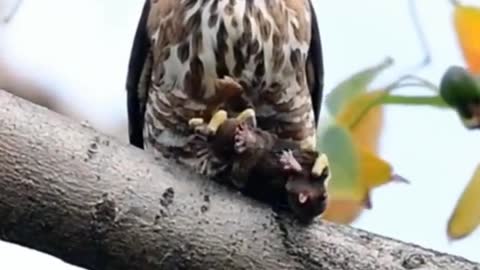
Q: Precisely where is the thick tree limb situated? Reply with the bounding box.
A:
[0,89,477,270]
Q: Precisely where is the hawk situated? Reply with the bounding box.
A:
[126,0,325,176]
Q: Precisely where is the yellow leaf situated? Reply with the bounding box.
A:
[336,90,385,128]
[327,148,393,199]
[322,144,394,224]
[322,198,365,224]
[336,90,386,152]
[454,5,480,74]
[317,123,362,201]
[358,146,393,189]
[447,163,480,240]
[323,90,400,224]
[323,90,402,224]
[326,186,367,202]
[351,106,384,153]
[320,139,369,224]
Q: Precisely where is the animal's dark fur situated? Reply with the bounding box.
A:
[198,114,329,222]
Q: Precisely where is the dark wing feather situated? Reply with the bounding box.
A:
[306,0,324,126]
[125,0,151,149]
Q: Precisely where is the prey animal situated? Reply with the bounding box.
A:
[188,78,330,221]
[126,0,325,179]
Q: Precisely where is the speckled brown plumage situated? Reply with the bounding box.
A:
[126,0,325,177]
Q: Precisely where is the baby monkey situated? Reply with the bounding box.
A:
[188,78,331,222]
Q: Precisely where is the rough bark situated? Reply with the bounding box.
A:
[0,88,477,270]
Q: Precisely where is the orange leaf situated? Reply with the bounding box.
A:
[322,198,365,224]
[336,90,385,152]
[454,5,480,74]
[357,146,394,189]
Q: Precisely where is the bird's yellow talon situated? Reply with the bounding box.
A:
[188,117,204,128]
[207,110,228,134]
[235,108,256,127]
[312,153,330,183]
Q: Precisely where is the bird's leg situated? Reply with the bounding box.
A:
[214,76,243,99]
[279,149,303,173]
[188,109,228,136]
[205,76,245,116]
[188,117,210,135]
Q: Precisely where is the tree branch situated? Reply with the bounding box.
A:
[0,89,477,270]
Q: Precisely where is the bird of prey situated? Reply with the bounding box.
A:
[126,0,324,176]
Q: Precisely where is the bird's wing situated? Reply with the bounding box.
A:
[125,0,151,149]
[306,0,325,126]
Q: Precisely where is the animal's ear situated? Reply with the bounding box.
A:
[235,108,257,128]
[311,153,330,184]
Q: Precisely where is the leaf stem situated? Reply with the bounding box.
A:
[349,91,448,129]
[385,74,439,93]
[381,95,450,108]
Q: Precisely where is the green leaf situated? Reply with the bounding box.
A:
[317,123,360,192]
[326,57,394,115]
[338,91,449,132]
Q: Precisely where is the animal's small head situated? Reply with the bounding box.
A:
[280,150,331,221]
